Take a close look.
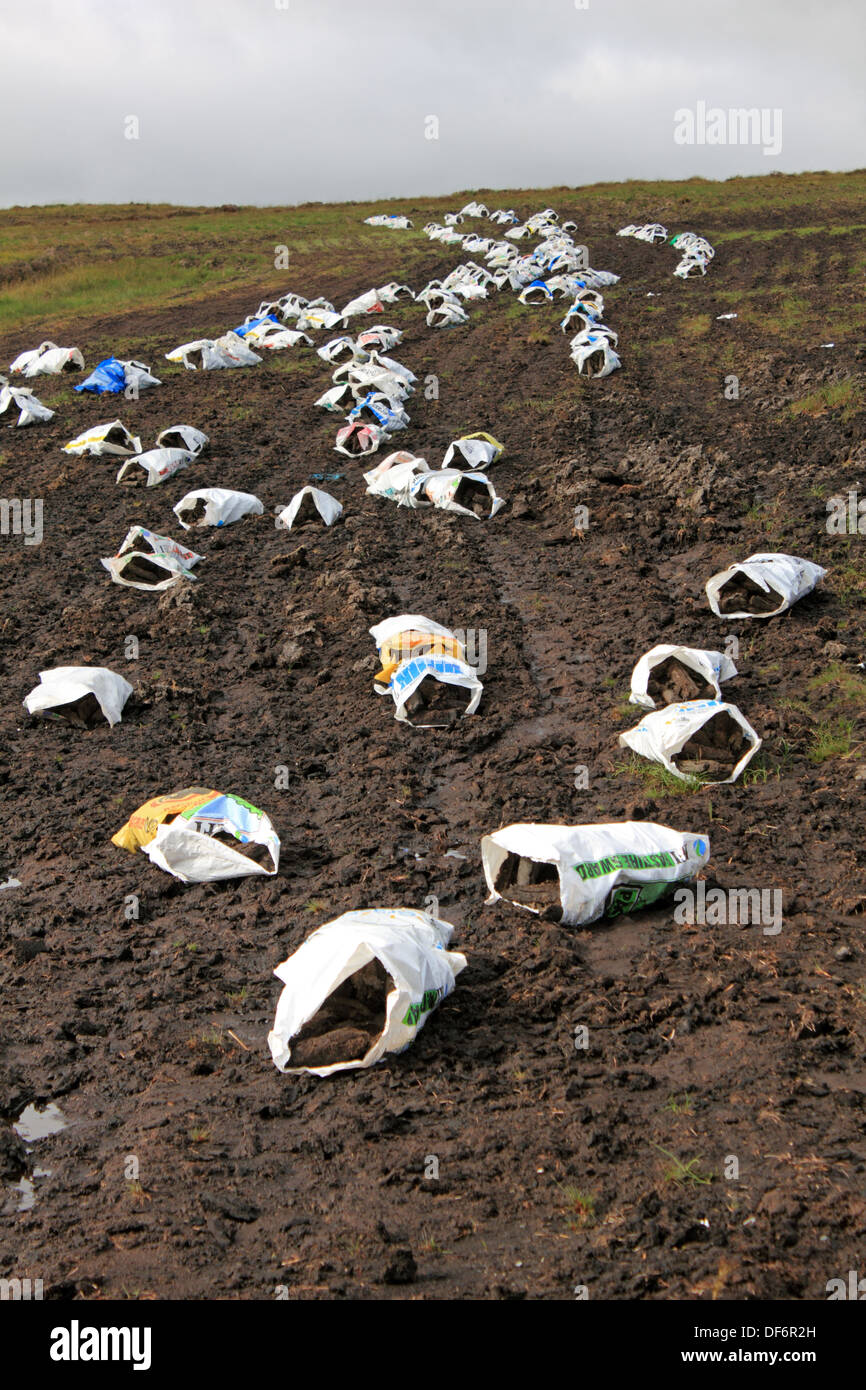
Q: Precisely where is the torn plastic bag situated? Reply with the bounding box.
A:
[334,421,390,457]
[482,821,710,926]
[63,421,142,457]
[276,487,342,530]
[317,336,359,365]
[370,613,466,686]
[155,424,208,456]
[245,323,312,350]
[364,451,430,505]
[75,358,160,393]
[489,208,518,225]
[619,700,761,784]
[166,334,260,370]
[356,326,403,352]
[364,214,413,229]
[116,447,193,488]
[101,526,204,591]
[706,552,826,619]
[570,332,621,378]
[426,300,469,328]
[629,645,738,710]
[348,391,409,433]
[268,908,465,1075]
[385,654,482,726]
[460,202,489,217]
[316,383,357,413]
[24,666,133,728]
[340,289,385,319]
[295,306,343,331]
[112,788,279,881]
[415,468,505,519]
[10,342,84,377]
[0,381,55,426]
[235,312,280,335]
[573,322,619,350]
[519,279,554,305]
[441,432,504,471]
[173,488,264,529]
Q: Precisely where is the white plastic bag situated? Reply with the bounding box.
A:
[415,468,505,519]
[276,487,342,530]
[482,820,710,926]
[386,653,483,725]
[0,381,54,426]
[63,421,141,457]
[101,527,204,591]
[629,645,738,709]
[334,421,390,457]
[155,425,209,455]
[441,433,504,471]
[268,908,466,1076]
[10,342,84,377]
[619,700,761,784]
[112,788,279,882]
[570,331,621,378]
[364,452,430,506]
[705,552,826,619]
[24,666,133,727]
[116,448,193,487]
[173,488,264,529]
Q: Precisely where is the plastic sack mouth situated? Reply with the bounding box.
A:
[41,692,104,730]
[671,710,754,782]
[714,573,784,615]
[114,553,174,586]
[493,854,562,919]
[288,958,393,1069]
[646,656,716,706]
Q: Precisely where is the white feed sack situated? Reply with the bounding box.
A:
[112,789,280,883]
[268,909,467,1076]
[155,425,209,456]
[10,342,84,377]
[101,527,204,591]
[364,451,430,507]
[166,333,261,370]
[441,433,504,471]
[116,448,194,487]
[482,821,711,927]
[24,667,133,728]
[0,381,55,426]
[64,421,142,457]
[629,645,738,710]
[334,421,390,457]
[619,700,761,785]
[706,552,826,619]
[369,615,482,726]
[173,488,264,529]
[415,468,505,519]
[276,487,342,530]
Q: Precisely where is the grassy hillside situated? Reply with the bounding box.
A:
[2,170,865,340]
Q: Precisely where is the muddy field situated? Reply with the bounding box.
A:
[1,189,865,1301]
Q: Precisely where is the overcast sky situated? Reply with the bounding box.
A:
[2,0,863,207]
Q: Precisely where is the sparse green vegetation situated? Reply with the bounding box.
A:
[808,716,854,763]
[614,754,702,797]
